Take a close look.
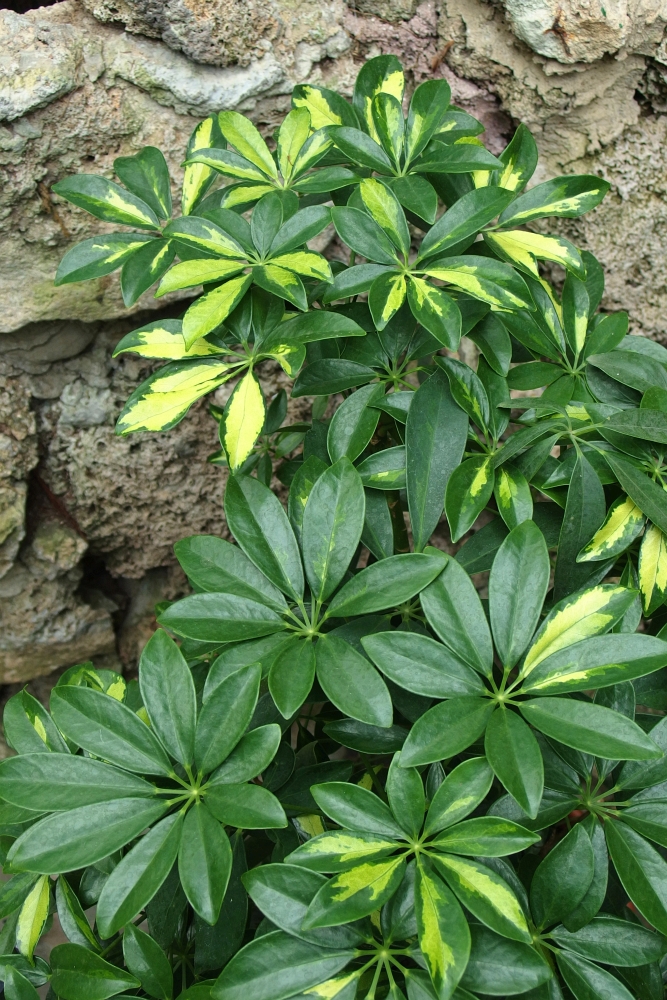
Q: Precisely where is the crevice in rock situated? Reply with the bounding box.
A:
[634,58,667,116]
[0,0,59,12]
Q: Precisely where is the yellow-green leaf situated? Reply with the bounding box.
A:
[270,251,332,281]
[182,273,253,347]
[264,343,306,378]
[432,854,531,942]
[359,178,410,255]
[415,863,469,998]
[355,59,405,143]
[278,108,311,181]
[156,258,246,297]
[218,111,277,179]
[521,584,633,678]
[303,973,360,1000]
[287,831,399,871]
[16,876,50,961]
[639,523,667,615]
[304,857,406,927]
[116,360,233,435]
[164,218,247,259]
[578,496,645,563]
[484,230,585,279]
[291,129,335,180]
[292,84,354,129]
[182,114,223,216]
[223,371,265,471]
[220,183,276,208]
[113,320,225,360]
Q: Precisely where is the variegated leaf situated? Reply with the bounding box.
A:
[116,359,233,435]
[182,273,253,346]
[112,320,225,360]
[222,371,266,471]
[218,111,278,179]
[277,108,311,181]
[639,523,667,615]
[484,231,585,279]
[156,258,246,297]
[578,496,645,563]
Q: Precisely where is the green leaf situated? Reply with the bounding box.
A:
[50,944,140,1000]
[209,723,281,784]
[324,719,407,755]
[315,636,393,728]
[292,359,377,396]
[288,456,328,546]
[353,54,405,139]
[401,698,495,767]
[225,473,304,601]
[424,757,494,836]
[174,535,286,613]
[182,274,253,347]
[222,370,266,471]
[589,349,667,392]
[362,630,485,699]
[519,697,662,759]
[369,271,408,331]
[445,455,495,542]
[2,968,40,1000]
[556,952,634,1000]
[96,812,184,938]
[205,782,286,829]
[178,804,232,925]
[357,447,406,490]
[15,875,49,961]
[331,206,400,265]
[115,358,231,434]
[430,816,539,856]
[498,175,610,226]
[327,383,384,463]
[604,408,667,445]
[415,141,502,173]
[606,820,667,937]
[329,126,394,173]
[326,552,446,617]
[120,238,175,306]
[322,264,391,304]
[437,355,490,431]
[269,637,316,719]
[56,876,99,952]
[386,754,425,838]
[424,255,533,311]
[418,187,513,259]
[211,930,355,1000]
[460,924,552,996]
[50,686,171,774]
[139,629,196,767]
[54,234,155,285]
[496,123,538,192]
[468,314,512,377]
[114,146,172,220]
[158,592,285,643]
[243,863,362,948]
[562,273,590,355]
[521,583,637,678]
[0,753,155,811]
[387,174,438,224]
[414,862,470,999]
[493,464,533,529]
[489,520,550,669]
[485,710,544,819]
[432,853,531,942]
[405,79,452,163]
[303,458,365,602]
[522,633,667,695]
[530,823,594,930]
[303,856,406,927]
[262,309,366,352]
[407,277,462,350]
[552,914,666,966]
[561,817,608,931]
[195,663,261,773]
[53,174,160,229]
[312,781,405,839]
[421,556,494,677]
[123,922,173,1000]
[407,371,468,552]
[268,206,332,257]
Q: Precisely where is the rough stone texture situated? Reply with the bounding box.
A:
[2,0,667,682]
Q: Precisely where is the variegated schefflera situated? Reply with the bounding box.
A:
[1,50,667,1000]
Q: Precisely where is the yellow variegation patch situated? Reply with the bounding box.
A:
[116,361,232,435]
[304,973,360,999]
[293,831,399,865]
[485,231,583,278]
[470,458,493,497]
[223,371,265,470]
[16,875,50,961]
[220,184,275,208]
[360,179,407,252]
[424,263,525,310]
[521,585,628,677]
[293,814,325,839]
[219,111,277,179]
[156,258,246,297]
[264,342,306,377]
[507,188,606,224]
[363,68,405,142]
[578,496,645,563]
[328,858,402,904]
[270,251,332,281]
[639,523,667,614]
[416,866,459,989]
[292,130,334,179]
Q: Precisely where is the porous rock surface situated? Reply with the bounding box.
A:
[1,0,667,682]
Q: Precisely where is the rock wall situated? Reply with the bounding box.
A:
[2,0,667,683]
